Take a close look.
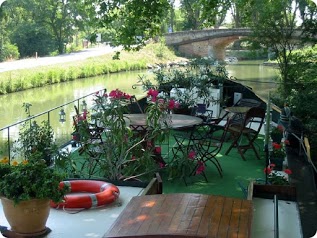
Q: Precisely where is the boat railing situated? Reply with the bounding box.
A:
[0,88,106,160]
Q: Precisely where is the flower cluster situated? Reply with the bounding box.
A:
[146,88,178,128]
[0,155,68,204]
[188,150,206,175]
[264,164,292,185]
[75,88,166,181]
[271,125,284,136]
[147,88,179,110]
[109,89,131,100]
[271,142,286,158]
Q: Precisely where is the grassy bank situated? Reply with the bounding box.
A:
[0,43,185,95]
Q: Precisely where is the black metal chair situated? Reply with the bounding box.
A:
[171,123,228,183]
[193,103,214,123]
[225,107,266,160]
[72,105,104,144]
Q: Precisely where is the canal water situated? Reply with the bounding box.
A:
[0,60,278,146]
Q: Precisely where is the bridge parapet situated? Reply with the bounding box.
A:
[165,28,252,46]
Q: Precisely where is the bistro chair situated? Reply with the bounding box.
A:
[171,123,228,184]
[225,107,266,160]
[72,105,104,144]
[193,103,214,123]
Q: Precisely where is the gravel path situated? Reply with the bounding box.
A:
[0,45,119,73]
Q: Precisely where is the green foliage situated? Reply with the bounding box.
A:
[74,89,165,181]
[138,63,229,108]
[0,43,182,95]
[0,42,19,62]
[90,0,170,51]
[0,158,68,204]
[11,22,56,58]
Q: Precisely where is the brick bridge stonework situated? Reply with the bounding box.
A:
[165,28,252,61]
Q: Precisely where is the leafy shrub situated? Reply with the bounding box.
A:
[0,43,20,62]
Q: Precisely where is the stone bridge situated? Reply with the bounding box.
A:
[164,28,252,60]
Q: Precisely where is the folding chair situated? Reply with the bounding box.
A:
[215,98,262,125]
[225,107,266,160]
[193,103,213,123]
[72,105,104,144]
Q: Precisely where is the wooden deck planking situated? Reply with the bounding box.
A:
[104,194,252,238]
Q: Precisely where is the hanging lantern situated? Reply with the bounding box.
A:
[81,100,87,112]
[59,109,66,123]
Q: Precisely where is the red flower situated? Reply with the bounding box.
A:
[196,161,205,175]
[109,89,131,99]
[155,146,161,154]
[168,99,177,110]
[284,139,290,145]
[159,162,165,168]
[272,142,282,150]
[284,169,292,175]
[147,89,159,102]
[188,150,196,160]
[277,125,284,132]
[264,167,272,174]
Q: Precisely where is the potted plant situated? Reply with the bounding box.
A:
[75,89,173,182]
[269,141,287,170]
[249,164,296,201]
[138,64,228,115]
[270,124,284,143]
[12,103,59,166]
[0,154,68,236]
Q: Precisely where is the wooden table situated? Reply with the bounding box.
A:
[104,193,253,238]
[125,114,203,129]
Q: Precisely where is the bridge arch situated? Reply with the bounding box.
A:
[165,28,252,61]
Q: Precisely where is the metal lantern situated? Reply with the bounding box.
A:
[59,108,66,123]
[81,100,87,112]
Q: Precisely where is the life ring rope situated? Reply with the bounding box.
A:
[50,180,120,209]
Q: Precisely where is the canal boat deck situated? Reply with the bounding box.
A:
[0,121,314,238]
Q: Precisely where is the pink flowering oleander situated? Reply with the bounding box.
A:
[109,89,131,100]
[146,88,179,111]
[188,150,196,160]
[196,161,205,175]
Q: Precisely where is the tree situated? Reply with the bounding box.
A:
[179,0,230,30]
[85,0,170,51]
[248,0,312,98]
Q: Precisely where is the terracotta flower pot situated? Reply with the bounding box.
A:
[1,197,50,236]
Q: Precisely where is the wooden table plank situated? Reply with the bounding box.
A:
[104,194,252,238]
[227,199,242,238]
[217,197,234,238]
[237,200,253,238]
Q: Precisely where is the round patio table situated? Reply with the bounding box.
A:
[124,114,203,129]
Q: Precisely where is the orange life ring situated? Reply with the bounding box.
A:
[50,180,120,209]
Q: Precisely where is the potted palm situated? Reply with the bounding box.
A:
[0,153,68,236]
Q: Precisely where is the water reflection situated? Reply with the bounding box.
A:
[226,60,278,99]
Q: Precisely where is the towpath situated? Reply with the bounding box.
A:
[0,44,119,73]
